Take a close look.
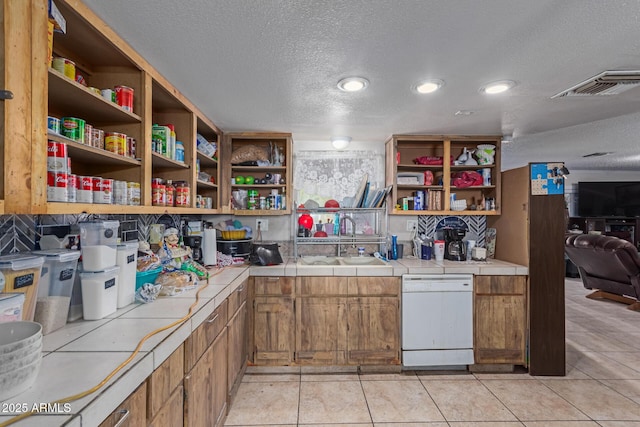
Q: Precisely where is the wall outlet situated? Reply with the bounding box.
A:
[406,220,418,231]
[257,219,269,231]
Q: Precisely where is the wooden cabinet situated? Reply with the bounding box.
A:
[148,386,183,427]
[221,132,292,215]
[293,276,400,366]
[183,301,228,427]
[2,0,222,214]
[227,280,248,399]
[474,275,527,365]
[98,382,147,427]
[346,277,400,365]
[147,344,184,422]
[295,277,348,365]
[385,135,501,215]
[253,276,295,365]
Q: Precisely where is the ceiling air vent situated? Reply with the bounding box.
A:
[552,71,640,98]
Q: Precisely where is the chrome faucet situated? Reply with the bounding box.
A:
[341,216,356,236]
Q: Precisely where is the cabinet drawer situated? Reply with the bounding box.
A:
[296,276,348,296]
[254,276,294,295]
[185,300,228,372]
[148,344,184,420]
[148,385,183,427]
[99,382,147,427]
[347,277,400,296]
[228,279,248,320]
[475,276,526,295]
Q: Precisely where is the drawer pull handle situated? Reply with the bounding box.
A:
[236,286,244,293]
[207,313,219,323]
[266,277,280,281]
[114,409,130,427]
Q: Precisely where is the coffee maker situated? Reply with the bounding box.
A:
[183,235,203,263]
[443,228,467,261]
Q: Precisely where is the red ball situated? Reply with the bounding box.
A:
[298,214,314,230]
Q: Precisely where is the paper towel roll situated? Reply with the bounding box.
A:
[202,228,217,266]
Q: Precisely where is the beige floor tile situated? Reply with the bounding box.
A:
[361,379,445,423]
[360,372,419,381]
[224,382,300,425]
[597,422,640,427]
[418,371,477,380]
[481,379,589,421]
[599,379,640,405]
[422,379,517,422]
[449,423,524,427]
[301,372,360,381]
[242,373,301,382]
[299,381,371,424]
[245,366,301,374]
[376,423,449,427]
[566,332,639,352]
[599,351,640,373]
[522,422,600,426]
[541,379,640,420]
[300,365,358,374]
[567,351,640,379]
[300,424,372,427]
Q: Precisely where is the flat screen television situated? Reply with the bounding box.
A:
[578,181,640,217]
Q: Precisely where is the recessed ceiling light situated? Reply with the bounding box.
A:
[414,79,444,94]
[455,110,474,116]
[480,80,516,94]
[331,136,351,150]
[337,77,369,92]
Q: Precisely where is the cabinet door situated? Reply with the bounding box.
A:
[254,296,294,365]
[184,300,228,372]
[211,328,229,427]
[474,276,527,364]
[148,385,183,427]
[295,296,347,364]
[99,382,147,427]
[147,344,184,420]
[227,301,247,393]
[347,297,400,365]
[184,342,215,427]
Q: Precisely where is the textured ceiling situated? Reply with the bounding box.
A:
[81,0,640,171]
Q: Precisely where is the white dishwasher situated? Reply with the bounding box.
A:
[402,274,474,368]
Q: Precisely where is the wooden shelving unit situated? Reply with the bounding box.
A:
[221,132,292,215]
[385,135,502,215]
[3,0,223,214]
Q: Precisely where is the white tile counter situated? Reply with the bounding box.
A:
[0,257,526,426]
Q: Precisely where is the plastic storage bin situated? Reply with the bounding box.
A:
[79,265,119,320]
[31,249,81,334]
[78,220,119,246]
[116,241,138,308]
[0,293,25,323]
[0,254,45,321]
[135,267,162,290]
[81,245,117,271]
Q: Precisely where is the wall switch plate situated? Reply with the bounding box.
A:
[257,219,269,231]
[406,220,418,231]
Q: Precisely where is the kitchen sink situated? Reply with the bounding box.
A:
[297,256,388,266]
[337,257,387,266]
[298,256,341,265]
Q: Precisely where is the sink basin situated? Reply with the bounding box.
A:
[298,256,340,265]
[338,257,387,266]
[297,256,388,266]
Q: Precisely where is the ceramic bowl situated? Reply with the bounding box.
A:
[0,336,42,366]
[0,356,42,401]
[0,342,42,375]
[0,321,42,355]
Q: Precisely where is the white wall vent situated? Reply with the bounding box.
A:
[552,70,640,98]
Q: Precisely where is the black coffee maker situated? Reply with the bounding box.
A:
[443,228,467,261]
[183,235,203,262]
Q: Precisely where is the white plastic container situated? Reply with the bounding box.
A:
[31,249,80,334]
[0,293,25,323]
[116,241,138,308]
[79,265,119,320]
[78,220,119,246]
[0,254,45,321]
[81,245,117,271]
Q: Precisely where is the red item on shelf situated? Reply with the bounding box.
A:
[298,214,314,230]
[452,171,483,188]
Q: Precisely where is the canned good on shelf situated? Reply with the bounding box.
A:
[61,117,85,143]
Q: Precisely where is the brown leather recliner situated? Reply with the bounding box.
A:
[565,234,640,310]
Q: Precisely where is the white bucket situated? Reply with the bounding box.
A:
[79,265,119,320]
[116,241,138,308]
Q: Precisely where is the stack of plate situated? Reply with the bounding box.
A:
[450,199,468,211]
[0,321,43,400]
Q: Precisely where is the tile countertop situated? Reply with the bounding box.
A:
[0,257,526,427]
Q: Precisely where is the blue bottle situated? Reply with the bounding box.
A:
[391,235,398,260]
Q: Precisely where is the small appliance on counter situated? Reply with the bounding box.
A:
[217,238,252,258]
[201,223,217,266]
[443,228,467,261]
[183,235,203,263]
